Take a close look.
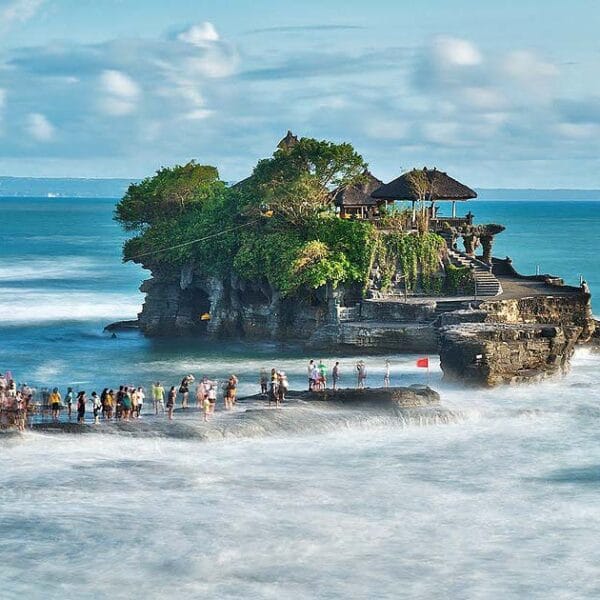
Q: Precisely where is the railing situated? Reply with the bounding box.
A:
[430,216,472,231]
[346,214,474,233]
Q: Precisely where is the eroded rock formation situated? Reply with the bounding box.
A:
[439,323,581,387]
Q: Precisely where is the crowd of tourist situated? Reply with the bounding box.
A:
[1,359,394,429]
[0,371,240,428]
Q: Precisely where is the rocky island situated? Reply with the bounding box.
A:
[114,132,594,387]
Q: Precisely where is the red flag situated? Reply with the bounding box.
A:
[416,357,429,368]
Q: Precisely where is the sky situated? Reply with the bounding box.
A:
[0,0,599,187]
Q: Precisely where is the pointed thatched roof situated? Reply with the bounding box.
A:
[372,168,477,202]
[277,130,299,151]
[333,171,384,208]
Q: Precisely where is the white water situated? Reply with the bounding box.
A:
[2,351,600,599]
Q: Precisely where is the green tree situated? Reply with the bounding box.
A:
[248,138,367,226]
[115,162,224,231]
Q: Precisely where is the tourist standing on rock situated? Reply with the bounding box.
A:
[179,374,194,409]
[259,369,268,396]
[136,386,145,417]
[166,386,176,420]
[121,387,132,421]
[130,387,139,418]
[196,377,208,409]
[277,372,288,407]
[202,391,211,422]
[207,380,217,414]
[15,392,26,431]
[384,360,391,388]
[91,392,101,424]
[152,382,165,415]
[49,387,62,422]
[332,362,340,391]
[308,360,315,391]
[104,389,114,420]
[76,391,86,424]
[318,360,327,390]
[65,387,74,419]
[356,361,368,389]
[224,375,238,410]
[311,362,320,391]
[115,386,124,419]
[100,389,108,418]
[269,368,278,407]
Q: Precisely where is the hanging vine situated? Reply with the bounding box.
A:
[374,231,446,292]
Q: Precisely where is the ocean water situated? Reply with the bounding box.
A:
[1,196,600,599]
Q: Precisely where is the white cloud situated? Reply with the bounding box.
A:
[99,70,140,115]
[26,113,55,141]
[178,22,220,47]
[462,87,506,111]
[0,0,44,31]
[503,50,558,81]
[431,37,482,68]
[556,122,599,140]
[413,36,483,92]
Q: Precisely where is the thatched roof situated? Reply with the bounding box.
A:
[333,171,384,208]
[277,130,299,151]
[372,168,477,202]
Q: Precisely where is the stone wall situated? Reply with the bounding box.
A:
[360,299,436,322]
[481,294,594,341]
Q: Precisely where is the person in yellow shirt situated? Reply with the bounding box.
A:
[49,388,62,422]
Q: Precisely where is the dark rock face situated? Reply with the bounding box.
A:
[293,385,441,408]
[439,323,582,387]
[137,268,336,341]
[135,263,594,387]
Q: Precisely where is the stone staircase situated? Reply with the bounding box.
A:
[447,249,502,297]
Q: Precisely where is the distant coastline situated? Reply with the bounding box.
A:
[0,176,136,198]
[1,176,600,200]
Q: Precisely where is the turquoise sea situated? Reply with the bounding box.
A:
[1,196,600,599]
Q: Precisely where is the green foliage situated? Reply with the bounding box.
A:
[378,205,411,230]
[376,232,446,292]
[247,138,367,226]
[445,264,474,294]
[116,138,392,299]
[231,219,377,297]
[115,162,224,231]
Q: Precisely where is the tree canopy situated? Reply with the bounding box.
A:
[115,136,449,299]
[115,162,224,231]
[245,137,367,225]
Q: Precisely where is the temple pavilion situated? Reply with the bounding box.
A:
[336,167,477,231]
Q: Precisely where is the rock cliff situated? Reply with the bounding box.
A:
[133,259,594,388]
[439,323,581,386]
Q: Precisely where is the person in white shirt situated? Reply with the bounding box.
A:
[307,360,315,391]
[136,386,145,417]
[207,381,217,414]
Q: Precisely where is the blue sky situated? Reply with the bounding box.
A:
[1,0,599,187]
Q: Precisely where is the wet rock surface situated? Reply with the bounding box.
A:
[439,323,582,387]
[27,386,452,440]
